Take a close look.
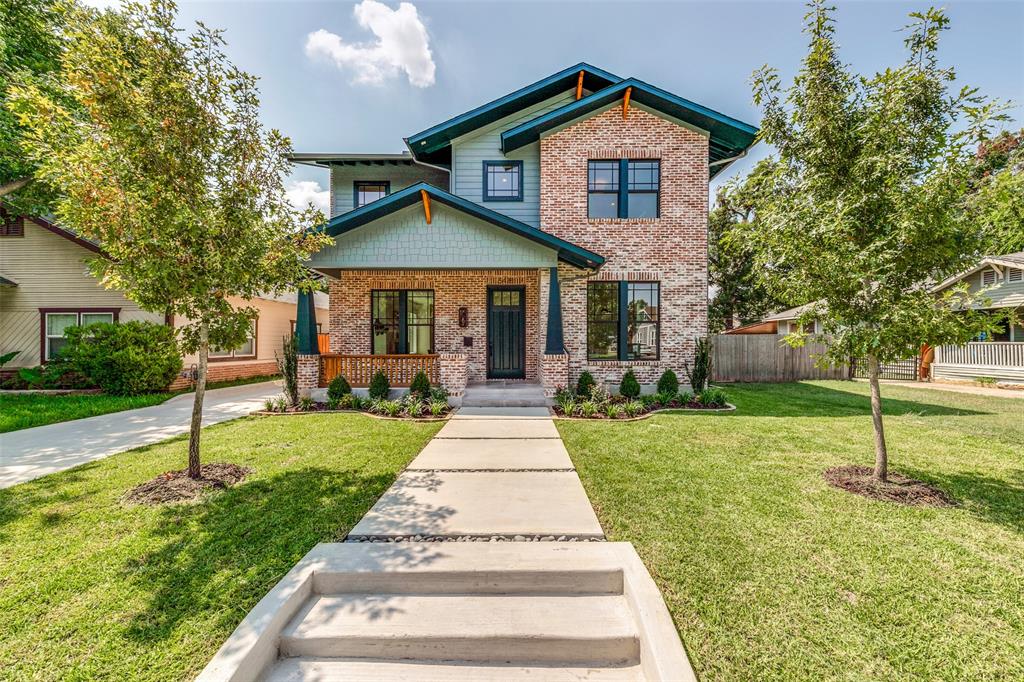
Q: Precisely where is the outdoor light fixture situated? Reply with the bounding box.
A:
[458,307,469,327]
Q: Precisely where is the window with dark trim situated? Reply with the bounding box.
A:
[210,320,257,360]
[482,161,523,201]
[289,320,323,334]
[587,159,660,219]
[371,290,434,354]
[41,309,117,361]
[354,181,390,208]
[586,282,660,360]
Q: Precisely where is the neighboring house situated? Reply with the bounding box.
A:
[0,209,327,386]
[928,252,1024,383]
[721,302,821,336]
[288,63,758,398]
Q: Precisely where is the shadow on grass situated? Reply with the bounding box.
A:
[121,465,398,645]
[904,466,1024,536]
[719,382,988,418]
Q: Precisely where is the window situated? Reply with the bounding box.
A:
[289,320,323,334]
[371,290,434,354]
[42,309,115,360]
[586,281,660,360]
[354,181,390,208]
[0,213,23,237]
[482,161,523,201]
[1008,268,1023,283]
[981,269,997,287]
[210,321,257,360]
[588,160,660,219]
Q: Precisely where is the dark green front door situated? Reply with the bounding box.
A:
[487,286,526,379]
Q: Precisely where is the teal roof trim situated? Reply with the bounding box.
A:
[405,63,621,161]
[315,183,604,269]
[500,78,759,176]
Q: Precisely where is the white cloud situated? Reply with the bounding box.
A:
[286,180,330,214]
[305,0,435,88]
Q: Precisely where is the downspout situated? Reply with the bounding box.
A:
[403,137,453,182]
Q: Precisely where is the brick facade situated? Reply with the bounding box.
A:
[539,106,709,385]
[168,360,279,391]
[296,354,319,394]
[438,352,468,396]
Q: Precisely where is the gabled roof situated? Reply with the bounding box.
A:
[404,63,622,165]
[314,183,604,269]
[289,152,416,169]
[500,78,758,176]
[931,252,1024,292]
[763,302,819,322]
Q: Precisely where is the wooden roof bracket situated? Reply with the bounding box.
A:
[622,86,633,120]
[420,189,432,225]
[575,70,585,100]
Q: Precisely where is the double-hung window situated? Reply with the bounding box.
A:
[482,161,523,201]
[354,181,390,208]
[210,321,257,360]
[587,159,660,219]
[371,290,434,354]
[586,282,660,360]
[43,309,116,360]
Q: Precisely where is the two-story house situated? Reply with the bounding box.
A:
[290,63,758,400]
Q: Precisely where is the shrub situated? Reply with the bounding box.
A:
[554,387,574,402]
[298,395,315,411]
[272,397,287,413]
[578,400,598,418]
[429,399,447,417]
[276,334,299,405]
[380,400,402,417]
[656,369,679,396]
[604,403,622,419]
[263,398,275,412]
[623,400,644,417]
[619,370,640,398]
[406,399,424,417]
[368,370,390,400]
[654,391,676,407]
[699,387,728,408]
[326,397,341,410]
[410,371,431,398]
[576,371,596,398]
[430,386,449,402]
[678,391,694,406]
[555,394,576,415]
[348,395,364,411]
[684,337,712,393]
[62,321,181,395]
[327,374,351,401]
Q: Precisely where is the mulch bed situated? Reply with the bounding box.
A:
[123,463,252,505]
[823,465,957,507]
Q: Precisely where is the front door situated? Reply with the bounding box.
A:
[487,286,526,379]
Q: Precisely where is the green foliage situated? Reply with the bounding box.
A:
[298,396,315,411]
[578,401,598,418]
[406,399,424,418]
[0,351,19,367]
[656,369,679,396]
[61,321,181,395]
[679,391,695,405]
[409,371,431,398]
[576,371,597,398]
[969,129,1024,253]
[619,370,640,398]
[15,362,91,390]
[368,371,390,400]
[605,403,623,419]
[276,335,298,406]
[326,374,352,402]
[429,399,447,417]
[556,394,576,415]
[429,386,449,402]
[379,400,402,418]
[623,400,644,418]
[684,337,712,392]
[698,387,729,408]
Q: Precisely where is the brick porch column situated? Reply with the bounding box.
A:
[439,352,467,399]
[295,289,320,397]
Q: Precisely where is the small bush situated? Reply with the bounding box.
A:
[699,387,728,408]
[276,334,299,406]
[576,371,597,398]
[410,371,431,398]
[578,400,598,418]
[298,396,315,411]
[623,400,644,417]
[619,370,640,399]
[272,397,287,413]
[326,397,341,410]
[406,399,424,417]
[554,387,574,402]
[654,391,676,406]
[429,399,447,417]
[380,400,403,417]
[263,398,275,412]
[657,369,679,396]
[678,391,694,405]
[556,394,576,415]
[62,321,181,395]
[605,403,622,419]
[368,370,390,400]
[684,337,712,393]
[348,395,364,411]
[327,374,352,401]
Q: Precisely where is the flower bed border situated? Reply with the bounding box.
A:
[252,408,452,422]
[550,403,736,421]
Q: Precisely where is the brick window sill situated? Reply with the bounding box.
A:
[586,218,659,225]
[586,359,662,366]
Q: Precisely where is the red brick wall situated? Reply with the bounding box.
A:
[328,269,540,383]
[539,106,709,385]
[167,360,279,390]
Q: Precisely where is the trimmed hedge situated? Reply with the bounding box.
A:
[62,321,182,395]
[619,369,641,399]
[368,370,390,400]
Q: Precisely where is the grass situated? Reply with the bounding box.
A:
[0,413,440,680]
[557,381,1024,682]
[0,374,281,433]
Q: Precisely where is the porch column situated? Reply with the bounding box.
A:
[295,289,320,397]
[545,266,564,354]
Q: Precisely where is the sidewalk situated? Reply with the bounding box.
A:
[867,378,1024,399]
[0,380,283,489]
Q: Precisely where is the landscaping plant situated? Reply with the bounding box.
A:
[576,371,597,398]
[698,387,728,408]
[409,371,431,399]
[8,0,330,480]
[368,370,390,400]
[298,396,315,411]
[429,399,447,417]
[277,334,299,407]
[748,1,1006,481]
[326,374,352,402]
[656,368,679,396]
[62,321,182,395]
[619,370,641,399]
[684,337,711,393]
[623,400,644,418]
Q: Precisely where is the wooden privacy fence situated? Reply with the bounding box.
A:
[712,334,849,383]
[320,354,439,388]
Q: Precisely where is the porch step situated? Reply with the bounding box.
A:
[264,658,644,681]
[462,382,548,407]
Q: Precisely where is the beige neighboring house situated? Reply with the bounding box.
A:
[0,211,327,388]
[722,302,822,336]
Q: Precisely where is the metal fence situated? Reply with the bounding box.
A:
[711,334,850,383]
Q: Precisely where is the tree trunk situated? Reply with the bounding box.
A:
[0,177,31,197]
[867,354,889,482]
[187,321,209,479]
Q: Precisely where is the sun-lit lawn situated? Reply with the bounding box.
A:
[558,381,1024,681]
[0,392,173,433]
[0,413,439,680]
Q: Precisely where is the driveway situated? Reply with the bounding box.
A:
[0,380,283,489]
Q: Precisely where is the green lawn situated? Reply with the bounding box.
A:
[0,413,439,680]
[557,381,1024,682]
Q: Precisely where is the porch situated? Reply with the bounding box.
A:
[932,342,1024,383]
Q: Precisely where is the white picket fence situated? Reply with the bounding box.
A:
[932,342,1024,382]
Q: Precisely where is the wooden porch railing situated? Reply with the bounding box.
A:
[316,333,330,354]
[319,354,440,388]
[934,342,1024,367]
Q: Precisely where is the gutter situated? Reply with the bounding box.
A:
[403,137,453,179]
[708,149,748,176]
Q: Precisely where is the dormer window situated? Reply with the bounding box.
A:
[354,181,390,208]
[588,159,660,219]
[981,269,998,287]
[482,161,523,201]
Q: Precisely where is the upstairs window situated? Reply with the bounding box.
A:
[354,181,390,208]
[483,161,523,201]
[588,160,660,219]
[1008,268,1023,283]
[981,269,998,287]
[586,281,660,360]
[371,290,434,355]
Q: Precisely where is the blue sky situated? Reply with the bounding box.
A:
[148,1,1023,209]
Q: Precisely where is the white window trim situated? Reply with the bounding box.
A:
[43,310,115,360]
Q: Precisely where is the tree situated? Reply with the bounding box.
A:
[9,0,330,479]
[708,161,791,331]
[749,2,1006,482]
[969,129,1024,253]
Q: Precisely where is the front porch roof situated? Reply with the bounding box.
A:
[312,183,605,270]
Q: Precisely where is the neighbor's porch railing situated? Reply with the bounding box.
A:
[319,354,440,387]
[934,342,1024,367]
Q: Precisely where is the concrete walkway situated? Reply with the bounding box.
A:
[0,380,283,489]
[349,406,604,539]
[866,378,1024,399]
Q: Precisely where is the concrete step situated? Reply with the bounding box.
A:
[279,593,640,665]
[462,383,548,407]
[264,657,644,681]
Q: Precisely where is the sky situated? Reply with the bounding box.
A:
[90,0,1024,212]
